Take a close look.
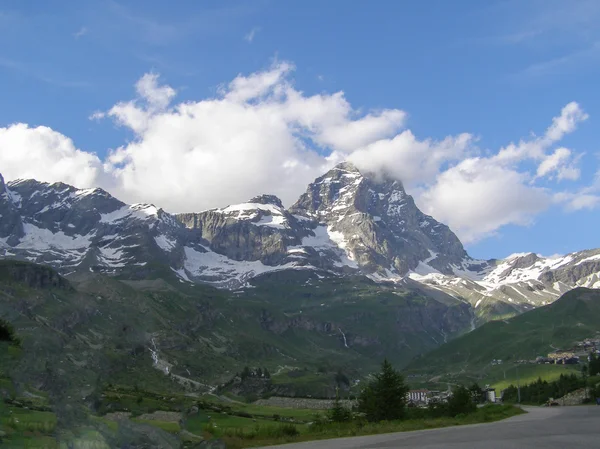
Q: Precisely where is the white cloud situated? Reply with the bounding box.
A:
[0,61,594,244]
[555,192,600,211]
[413,102,589,242]
[554,170,600,211]
[493,102,588,164]
[419,158,550,243]
[0,123,101,187]
[244,27,260,42]
[348,131,473,187]
[74,26,88,39]
[536,147,580,180]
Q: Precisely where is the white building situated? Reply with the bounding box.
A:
[407,389,430,404]
[485,387,497,403]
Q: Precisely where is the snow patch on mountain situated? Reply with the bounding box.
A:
[256,214,287,229]
[6,190,22,207]
[294,225,359,268]
[100,204,158,223]
[212,202,291,229]
[181,245,304,287]
[481,253,574,287]
[98,245,136,268]
[14,223,93,250]
[575,253,600,266]
[409,251,441,279]
[154,234,177,251]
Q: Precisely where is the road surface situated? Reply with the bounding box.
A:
[261,406,600,449]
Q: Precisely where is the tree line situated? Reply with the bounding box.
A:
[328,359,477,423]
[502,353,600,404]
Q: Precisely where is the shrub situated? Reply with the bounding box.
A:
[223,423,299,440]
[0,318,20,346]
[278,423,300,437]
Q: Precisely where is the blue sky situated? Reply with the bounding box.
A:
[0,0,599,259]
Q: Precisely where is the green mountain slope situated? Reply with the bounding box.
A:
[405,287,600,378]
[0,260,475,405]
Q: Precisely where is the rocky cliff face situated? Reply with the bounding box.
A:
[176,194,312,266]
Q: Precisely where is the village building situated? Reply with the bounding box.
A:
[407,389,431,405]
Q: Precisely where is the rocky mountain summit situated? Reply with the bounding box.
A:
[289,162,468,276]
[1,164,599,316]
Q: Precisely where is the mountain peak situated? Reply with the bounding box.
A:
[331,161,361,174]
[249,194,284,208]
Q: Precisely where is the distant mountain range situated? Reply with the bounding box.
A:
[1,162,600,323]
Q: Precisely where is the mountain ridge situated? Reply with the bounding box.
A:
[1,162,599,319]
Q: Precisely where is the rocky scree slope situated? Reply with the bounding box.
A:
[0,165,599,316]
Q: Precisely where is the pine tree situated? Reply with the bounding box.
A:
[263,368,271,379]
[328,387,351,422]
[447,385,476,416]
[589,353,600,376]
[335,369,350,388]
[240,366,251,380]
[257,367,263,378]
[468,383,483,403]
[358,359,408,421]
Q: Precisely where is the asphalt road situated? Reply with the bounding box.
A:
[261,406,600,449]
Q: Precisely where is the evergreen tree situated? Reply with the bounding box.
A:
[328,387,352,422]
[335,369,350,388]
[358,359,408,422]
[447,385,476,416]
[263,368,271,379]
[257,367,263,378]
[468,383,484,404]
[240,366,251,380]
[589,353,600,376]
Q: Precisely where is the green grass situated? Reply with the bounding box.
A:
[218,404,524,449]
[486,364,579,392]
[0,406,58,448]
[131,418,181,433]
[2,435,58,449]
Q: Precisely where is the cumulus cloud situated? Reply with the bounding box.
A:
[348,131,473,186]
[419,158,550,242]
[0,123,101,187]
[413,102,589,242]
[0,61,594,244]
[536,147,580,180]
